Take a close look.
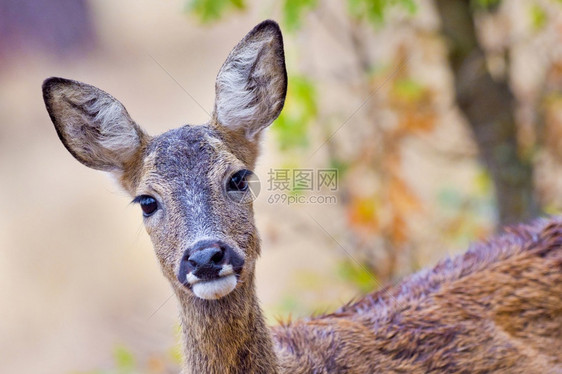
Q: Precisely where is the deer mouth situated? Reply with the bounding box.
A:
[177,241,245,299]
[184,265,238,300]
[189,274,238,300]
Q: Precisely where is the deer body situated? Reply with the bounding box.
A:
[274,219,562,373]
[42,20,562,373]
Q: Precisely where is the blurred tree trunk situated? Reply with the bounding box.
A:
[435,0,540,225]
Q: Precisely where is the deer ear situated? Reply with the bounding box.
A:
[42,77,147,174]
[213,20,287,141]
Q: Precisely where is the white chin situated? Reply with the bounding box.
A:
[192,274,237,300]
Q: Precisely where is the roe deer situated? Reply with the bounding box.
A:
[42,20,562,373]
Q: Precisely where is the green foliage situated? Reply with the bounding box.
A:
[529,3,547,31]
[168,344,183,366]
[436,168,495,247]
[392,78,425,103]
[272,75,317,151]
[283,0,318,31]
[73,344,182,374]
[347,0,416,25]
[437,187,464,209]
[187,0,417,28]
[275,294,305,315]
[329,158,349,178]
[186,0,245,23]
[474,168,493,196]
[113,346,136,373]
[472,0,501,11]
[437,170,493,214]
[73,346,136,374]
[265,269,341,321]
[337,260,379,294]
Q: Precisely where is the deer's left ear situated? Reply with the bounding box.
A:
[213,20,287,141]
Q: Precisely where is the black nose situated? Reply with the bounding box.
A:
[189,246,225,271]
[178,240,244,284]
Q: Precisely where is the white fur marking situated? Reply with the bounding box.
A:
[219,264,234,277]
[192,275,237,300]
[186,272,200,285]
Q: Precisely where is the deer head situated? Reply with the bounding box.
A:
[42,20,287,301]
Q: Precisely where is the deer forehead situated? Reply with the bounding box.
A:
[138,125,242,198]
[134,125,252,246]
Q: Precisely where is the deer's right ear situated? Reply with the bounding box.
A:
[213,20,287,141]
[42,77,148,174]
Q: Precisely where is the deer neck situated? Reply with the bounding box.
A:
[176,273,279,374]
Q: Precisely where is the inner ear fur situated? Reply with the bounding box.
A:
[213,20,287,141]
[42,77,148,172]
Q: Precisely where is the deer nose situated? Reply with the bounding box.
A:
[178,240,245,285]
[185,245,225,280]
[188,246,225,270]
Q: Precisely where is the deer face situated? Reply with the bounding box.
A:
[135,124,261,299]
[42,20,287,300]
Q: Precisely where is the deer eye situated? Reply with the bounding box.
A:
[227,169,252,192]
[133,195,159,217]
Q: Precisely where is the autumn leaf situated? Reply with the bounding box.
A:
[347,195,379,234]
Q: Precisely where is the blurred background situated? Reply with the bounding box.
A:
[1,0,561,372]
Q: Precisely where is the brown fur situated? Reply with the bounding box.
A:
[42,20,562,373]
[274,219,562,373]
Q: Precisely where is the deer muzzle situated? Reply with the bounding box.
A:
[177,239,244,299]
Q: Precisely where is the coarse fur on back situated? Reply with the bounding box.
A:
[43,20,562,373]
[274,218,562,373]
